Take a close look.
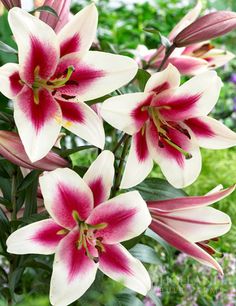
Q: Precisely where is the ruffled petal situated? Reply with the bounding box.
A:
[14,87,62,162]
[56,98,105,149]
[58,3,98,57]
[39,168,94,229]
[185,116,236,149]
[99,243,151,295]
[120,131,153,189]
[156,206,231,242]
[151,219,223,273]
[86,191,151,244]
[0,63,23,99]
[145,64,180,93]
[101,92,151,135]
[7,219,65,255]
[50,230,98,306]
[8,8,59,84]
[146,120,202,188]
[55,51,138,101]
[83,151,115,206]
[147,185,236,212]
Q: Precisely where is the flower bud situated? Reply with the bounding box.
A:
[174,11,236,47]
[0,131,68,170]
[1,0,21,10]
[39,0,71,33]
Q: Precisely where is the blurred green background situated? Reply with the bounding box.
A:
[0,0,236,305]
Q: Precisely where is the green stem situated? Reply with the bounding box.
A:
[157,44,176,72]
[11,174,17,221]
[111,135,131,197]
[112,133,129,155]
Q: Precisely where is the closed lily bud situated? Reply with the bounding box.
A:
[174,11,236,47]
[39,0,71,33]
[0,131,68,170]
[1,0,21,10]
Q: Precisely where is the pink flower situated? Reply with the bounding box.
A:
[0,0,21,10]
[39,0,71,33]
[148,185,235,273]
[0,130,68,170]
[174,11,236,47]
[6,151,151,305]
[101,64,236,188]
[0,5,138,162]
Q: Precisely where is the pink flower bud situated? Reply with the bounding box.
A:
[39,0,71,33]
[174,11,236,47]
[1,0,21,10]
[0,131,68,170]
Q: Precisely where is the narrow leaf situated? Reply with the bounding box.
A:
[0,41,17,54]
[30,5,58,17]
[130,243,161,264]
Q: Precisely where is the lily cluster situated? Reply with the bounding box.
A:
[0,1,235,305]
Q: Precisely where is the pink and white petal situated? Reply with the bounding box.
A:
[58,3,98,57]
[57,51,138,101]
[146,121,202,188]
[101,92,151,135]
[150,219,223,273]
[148,185,236,212]
[83,150,114,206]
[50,230,98,306]
[6,219,65,255]
[0,63,23,99]
[145,64,180,93]
[174,70,222,118]
[168,55,208,75]
[155,71,222,121]
[14,87,62,162]
[185,116,236,149]
[39,168,94,229]
[204,49,235,69]
[99,243,151,295]
[86,191,151,244]
[157,206,231,242]
[8,8,59,84]
[56,99,105,149]
[120,131,153,189]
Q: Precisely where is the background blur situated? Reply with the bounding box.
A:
[0,0,236,305]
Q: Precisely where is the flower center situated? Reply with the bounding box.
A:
[142,105,192,159]
[72,210,107,263]
[31,65,75,104]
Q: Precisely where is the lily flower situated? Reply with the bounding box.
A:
[6,151,152,305]
[0,5,138,162]
[101,64,236,188]
[0,130,68,170]
[148,185,235,273]
[39,0,71,33]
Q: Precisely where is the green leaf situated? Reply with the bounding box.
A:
[30,5,58,17]
[145,228,173,255]
[0,41,17,54]
[17,170,41,193]
[147,289,162,306]
[86,95,112,106]
[21,211,49,224]
[23,173,40,218]
[122,232,144,250]
[59,145,95,157]
[130,243,161,264]
[136,69,151,91]
[115,293,143,306]
[132,177,187,201]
